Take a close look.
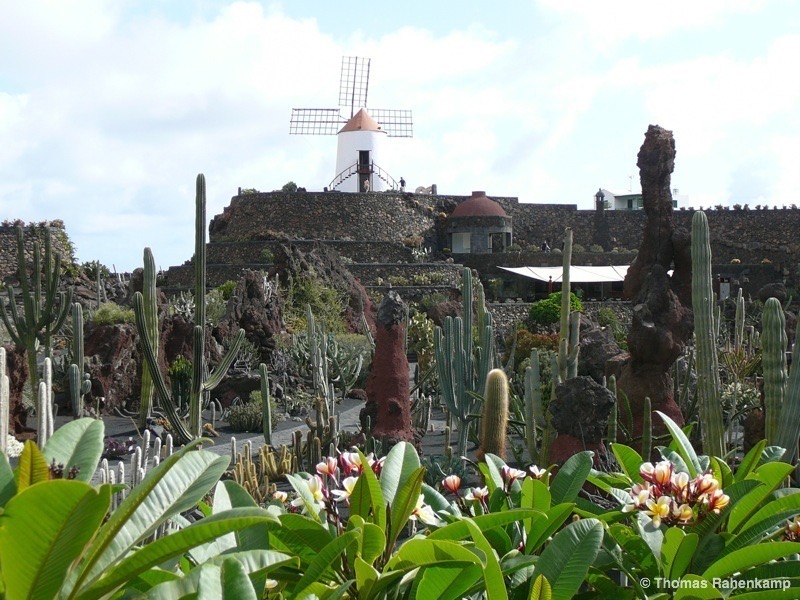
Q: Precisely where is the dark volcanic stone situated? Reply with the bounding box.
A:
[549,376,615,443]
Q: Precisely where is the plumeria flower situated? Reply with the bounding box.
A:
[705,489,730,513]
[331,476,359,503]
[370,455,386,476]
[622,482,652,513]
[409,494,439,525]
[784,517,800,541]
[501,466,527,489]
[316,457,339,478]
[692,472,720,498]
[528,465,547,479]
[442,475,461,495]
[640,462,655,480]
[644,495,672,527]
[670,472,690,501]
[339,451,364,476]
[652,461,673,487]
[672,503,693,522]
[291,475,326,508]
[272,490,288,503]
[465,486,489,503]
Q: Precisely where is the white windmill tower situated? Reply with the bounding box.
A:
[290,57,413,193]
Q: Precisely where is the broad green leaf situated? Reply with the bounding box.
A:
[656,410,701,477]
[71,440,229,594]
[661,526,698,579]
[351,451,386,531]
[189,481,238,563]
[385,538,483,571]
[479,460,504,493]
[0,451,16,507]
[709,456,734,489]
[360,522,385,566]
[461,518,507,599]
[292,530,358,597]
[219,480,271,551]
[735,440,766,482]
[354,556,379,595]
[218,557,258,600]
[606,523,659,579]
[729,462,793,533]
[526,503,574,554]
[388,467,426,554]
[42,418,104,484]
[759,446,786,465]
[535,518,603,600]
[14,440,50,491]
[431,509,543,543]
[687,479,761,540]
[271,513,335,570]
[550,451,592,505]
[380,441,421,506]
[421,482,454,516]
[80,508,280,599]
[635,512,664,568]
[610,443,644,483]
[0,480,110,600]
[702,541,800,579]
[410,563,484,600]
[521,477,551,513]
[286,473,324,522]
[528,574,553,600]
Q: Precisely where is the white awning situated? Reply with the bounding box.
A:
[499,265,630,283]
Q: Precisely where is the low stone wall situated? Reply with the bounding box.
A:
[0,223,73,282]
[205,239,414,265]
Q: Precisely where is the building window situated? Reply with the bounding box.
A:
[452,232,471,254]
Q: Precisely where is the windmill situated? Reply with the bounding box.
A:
[290,57,413,193]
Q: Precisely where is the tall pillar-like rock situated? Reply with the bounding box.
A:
[613,126,693,446]
[364,291,413,443]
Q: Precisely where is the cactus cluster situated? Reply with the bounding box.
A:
[133,175,245,444]
[434,267,494,456]
[68,302,91,418]
[0,226,72,401]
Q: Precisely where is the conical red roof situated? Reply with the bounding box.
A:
[338,108,383,133]
[451,191,507,217]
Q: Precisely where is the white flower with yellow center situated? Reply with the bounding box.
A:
[644,495,672,527]
[331,476,359,503]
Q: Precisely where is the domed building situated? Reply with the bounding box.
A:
[447,191,513,254]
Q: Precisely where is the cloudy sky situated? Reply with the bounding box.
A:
[2,0,799,271]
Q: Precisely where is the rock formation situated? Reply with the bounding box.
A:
[549,376,615,464]
[363,291,413,443]
[4,344,32,436]
[614,125,692,440]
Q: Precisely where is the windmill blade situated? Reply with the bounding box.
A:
[289,108,343,135]
[371,108,414,138]
[339,56,371,117]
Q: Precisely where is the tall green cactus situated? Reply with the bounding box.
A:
[0,347,8,454]
[477,368,509,461]
[138,247,159,428]
[260,363,272,446]
[761,297,800,463]
[133,174,245,443]
[691,211,726,458]
[434,267,494,456]
[524,350,541,463]
[0,226,72,401]
[68,302,90,417]
[557,228,580,382]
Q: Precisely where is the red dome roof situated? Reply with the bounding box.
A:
[450,191,507,217]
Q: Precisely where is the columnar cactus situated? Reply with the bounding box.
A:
[434,267,494,456]
[690,211,725,458]
[557,228,580,382]
[138,247,159,428]
[133,174,245,443]
[260,363,272,446]
[477,368,509,461]
[68,302,91,417]
[37,357,54,448]
[0,348,8,454]
[0,226,72,401]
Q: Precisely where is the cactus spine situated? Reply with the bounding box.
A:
[434,267,494,456]
[0,226,72,402]
[260,363,272,446]
[133,174,245,443]
[68,302,90,417]
[477,368,509,461]
[690,211,725,458]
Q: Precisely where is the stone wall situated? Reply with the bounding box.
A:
[0,223,74,282]
[205,239,413,265]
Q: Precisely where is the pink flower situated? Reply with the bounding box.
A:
[272,490,288,503]
[501,466,527,487]
[316,457,339,478]
[442,475,461,495]
[465,486,489,503]
[339,452,364,476]
[528,465,547,479]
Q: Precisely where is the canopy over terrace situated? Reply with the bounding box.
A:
[499,264,631,300]
[499,265,630,283]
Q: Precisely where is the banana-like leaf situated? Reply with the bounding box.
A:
[350,451,386,531]
[42,418,104,484]
[409,563,484,600]
[728,462,795,533]
[610,443,645,483]
[656,411,702,477]
[0,480,110,600]
[0,452,16,507]
[379,441,421,506]
[291,531,358,597]
[550,451,592,505]
[534,518,603,600]
[69,440,229,594]
[703,541,800,580]
[735,440,767,482]
[528,574,553,600]
[661,526,699,580]
[14,440,50,491]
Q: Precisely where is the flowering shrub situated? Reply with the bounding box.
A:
[621,459,730,526]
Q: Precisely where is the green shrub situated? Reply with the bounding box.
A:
[505,328,560,370]
[529,292,582,325]
[92,303,135,326]
[259,248,274,263]
[572,243,586,253]
[285,270,346,333]
[597,306,628,350]
[589,244,604,253]
[216,280,238,300]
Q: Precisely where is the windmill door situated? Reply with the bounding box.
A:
[358,150,371,191]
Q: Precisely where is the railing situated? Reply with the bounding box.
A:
[328,161,399,191]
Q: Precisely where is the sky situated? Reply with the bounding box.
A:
[1,0,799,272]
